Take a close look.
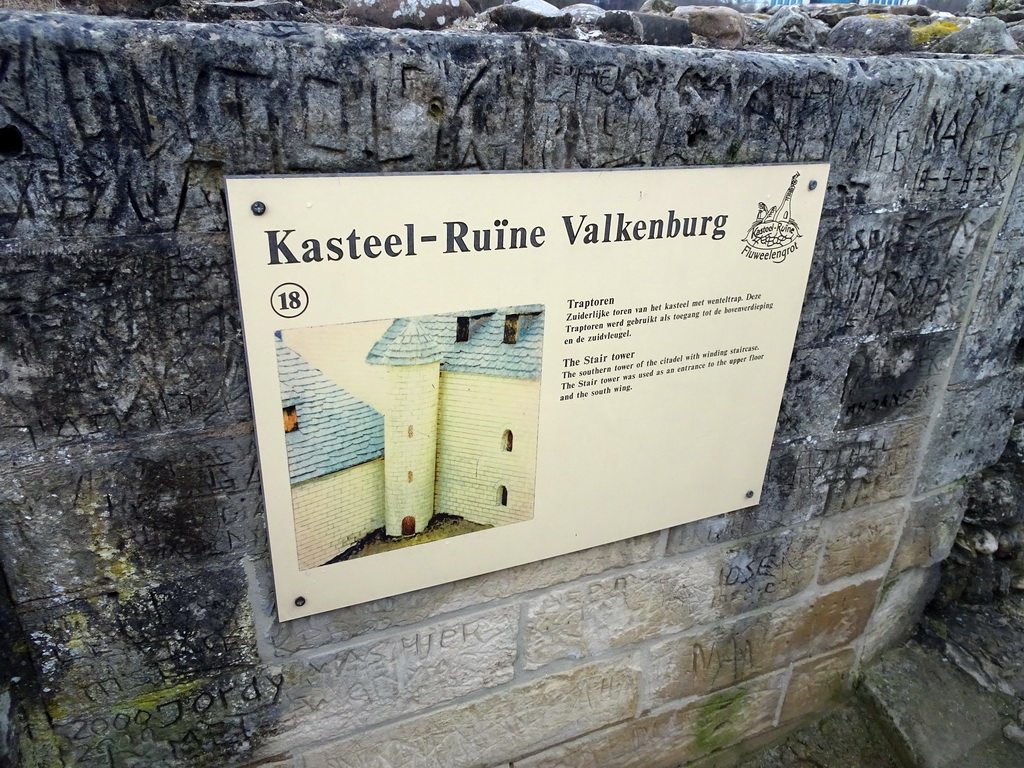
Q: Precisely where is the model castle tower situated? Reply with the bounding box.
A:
[366,318,443,537]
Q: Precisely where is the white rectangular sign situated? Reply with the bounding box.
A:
[226,165,828,621]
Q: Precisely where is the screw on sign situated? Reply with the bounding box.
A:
[272,283,309,319]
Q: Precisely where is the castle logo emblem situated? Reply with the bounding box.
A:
[742,172,802,263]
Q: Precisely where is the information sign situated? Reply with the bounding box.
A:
[226,165,829,620]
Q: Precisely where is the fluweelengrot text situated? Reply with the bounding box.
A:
[262,210,730,264]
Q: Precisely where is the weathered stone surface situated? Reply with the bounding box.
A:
[934,15,1019,51]
[0,567,51,768]
[819,504,903,584]
[515,672,785,768]
[523,525,819,669]
[596,10,692,43]
[277,605,518,740]
[827,15,912,52]
[348,0,475,28]
[2,12,1024,768]
[889,3,931,15]
[671,5,745,48]
[891,485,967,574]
[669,419,917,556]
[798,210,998,348]
[49,666,287,768]
[629,11,692,44]
[204,0,309,20]
[301,657,641,768]
[803,420,924,516]
[562,1,604,21]
[262,533,659,654]
[779,648,855,724]
[1,14,1023,240]
[923,593,1024,699]
[0,429,262,603]
[917,374,1022,492]
[487,0,571,30]
[0,236,249,459]
[861,642,1023,768]
[648,581,877,705]
[860,565,939,661]
[18,563,259,721]
[838,332,955,430]
[764,7,828,52]
[735,700,902,768]
[805,3,872,26]
[964,467,1022,527]
[774,342,852,441]
[952,161,1024,385]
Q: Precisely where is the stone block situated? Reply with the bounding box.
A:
[827,15,912,53]
[2,16,1023,239]
[838,331,956,430]
[17,562,259,721]
[784,578,881,661]
[804,420,924,515]
[820,57,1024,212]
[0,428,263,603]
[951,240,1024,384]
[277,604,518,739]
[859,565,939,662]
[860,642,1021,768]
[50,666,287,768]
[648,579,876,708]
[797,209,997,347]
[0,235,249,457]
[667,442,828,556]
[300,657,641,768]
[916,374,1021,492]
[779,647,855,724]
[513,672,785,768]
[890,484,966,574]
[773,342,852,442]
[818,504,903,584]
[262,533,659,655]
[524,525,818,669]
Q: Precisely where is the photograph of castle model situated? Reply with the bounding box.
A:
[275,306,544,570]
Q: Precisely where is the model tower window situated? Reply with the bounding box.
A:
[283,405,299,433]
[498,485,508,506]
[503,314,520,344]
[502,429,513,452]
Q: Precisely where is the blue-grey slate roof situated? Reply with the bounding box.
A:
[365,318,445,366]
[276,339,384,484]
[367,306,544,380]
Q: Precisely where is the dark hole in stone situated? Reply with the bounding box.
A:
[427,99,444,120]
[0,125,24,157]
[1014,336,1024,366]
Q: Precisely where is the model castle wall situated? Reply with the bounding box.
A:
[1,13,1024,768]
[435,372,541,527]
[292,459,384,569]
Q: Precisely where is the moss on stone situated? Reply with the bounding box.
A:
[694,687,747,754]
[911,20,962,46]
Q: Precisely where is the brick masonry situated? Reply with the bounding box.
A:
[1,12,1024,768]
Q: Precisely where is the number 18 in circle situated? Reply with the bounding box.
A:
[271,283,309,319]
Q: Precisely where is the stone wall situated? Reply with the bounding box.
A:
[1,11,1023,768]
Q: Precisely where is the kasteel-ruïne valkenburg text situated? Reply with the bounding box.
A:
[263,210,730,264]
